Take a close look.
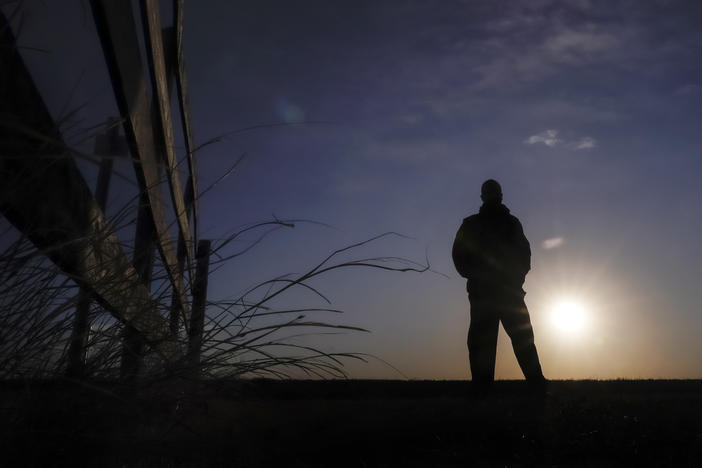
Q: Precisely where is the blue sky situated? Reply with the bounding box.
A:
[7,0,702,379]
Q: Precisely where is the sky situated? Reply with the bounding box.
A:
[5,0,702,379]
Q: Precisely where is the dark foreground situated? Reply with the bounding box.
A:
[2,379,701,467]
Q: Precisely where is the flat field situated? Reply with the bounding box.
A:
[2,379,701,467]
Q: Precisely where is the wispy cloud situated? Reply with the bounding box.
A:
[673,83,701,96]
[544,29,620,65]
[572,137,596,150]
[525,129,560,147]
[542,237,565,250]
[525,130,596,150]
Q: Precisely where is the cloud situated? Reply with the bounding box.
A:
[524,130,597,150]
[462,10,634,91]
[544,29,621,64]
[572,137,596,150]
[673,83,701,96]
[542,237,565,250]
[525,129,560,147]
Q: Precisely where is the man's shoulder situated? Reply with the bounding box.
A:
[507,213,523,224]
[505,213,527,239]
[461,214,481,227]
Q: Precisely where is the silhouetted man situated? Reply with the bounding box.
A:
[452,179,545,389]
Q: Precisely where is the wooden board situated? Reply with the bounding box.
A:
[140,0,193,269]
[174,0,199,245]
[91,0,190,322]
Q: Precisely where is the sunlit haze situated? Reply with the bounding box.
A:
[549,298,589,336]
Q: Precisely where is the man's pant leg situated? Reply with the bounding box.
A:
[467,295,500,383]
[499,291,544,382]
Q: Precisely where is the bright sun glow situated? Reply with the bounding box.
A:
[550,299,589,335]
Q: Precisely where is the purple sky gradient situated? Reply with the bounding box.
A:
[5,0,702,379]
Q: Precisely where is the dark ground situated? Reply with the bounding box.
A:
[2,379,701,467]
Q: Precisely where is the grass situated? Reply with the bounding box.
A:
[0,212,429,381]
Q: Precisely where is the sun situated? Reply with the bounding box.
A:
[549,299,589,335]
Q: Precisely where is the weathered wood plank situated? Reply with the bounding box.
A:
[171,176,193,335]
[0,11,181,362]
[174,0,199,245]
[90,0,190,321]
[167,5,200,334]
[140,0,193,270]
[160,24,191,335]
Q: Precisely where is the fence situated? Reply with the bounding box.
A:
[0,0,209,380]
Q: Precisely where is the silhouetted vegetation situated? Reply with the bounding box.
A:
[0,203,428,380]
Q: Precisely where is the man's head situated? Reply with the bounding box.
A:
[480,179,503,204]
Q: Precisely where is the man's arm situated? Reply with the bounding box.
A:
[452,218,475,278]
[512,218,531,277]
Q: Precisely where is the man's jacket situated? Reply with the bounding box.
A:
[452,202,531,287]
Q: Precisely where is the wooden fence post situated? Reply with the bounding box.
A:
[66,290,92,378]
[119,188,157,381]
[66,117,123,378]
[187,240,211,376]
[159,24,193,338]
